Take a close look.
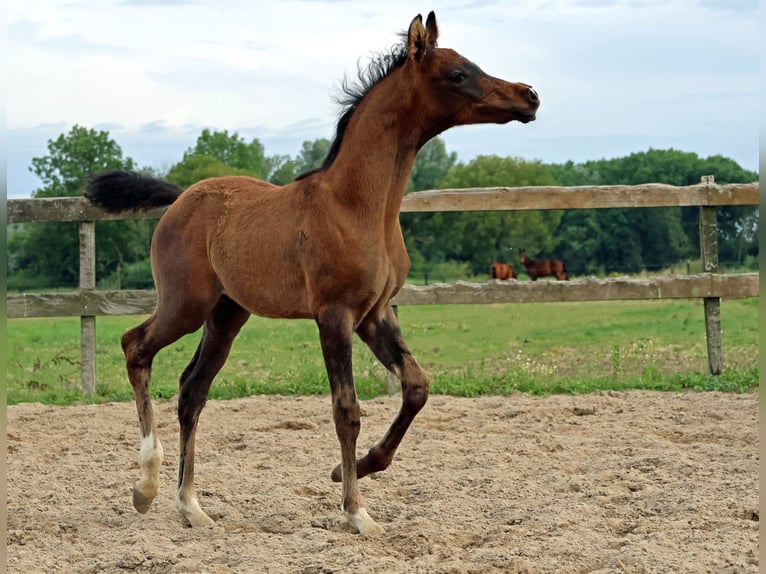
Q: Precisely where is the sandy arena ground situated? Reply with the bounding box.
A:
[6,391,759,573]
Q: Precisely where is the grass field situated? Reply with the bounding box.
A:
[6,298,758,405]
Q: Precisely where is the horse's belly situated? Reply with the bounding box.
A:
[211,251,312,319]
[221,277,313,319]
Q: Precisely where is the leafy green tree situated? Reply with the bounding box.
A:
[401,155,560,279]
[440,156,561,274]
[188,128,269,176]
[29,125,135,198]
[398,138,458,281]
[549,210,606,276]
[267,155,299,185]
[551,149,758,273]
[267,138,331,184]
[696,155,758,267]
[295,138,331,174]
[165,154,256,188]
[407,137,457,193]
[165,129,271,188]
[8,125,150,289]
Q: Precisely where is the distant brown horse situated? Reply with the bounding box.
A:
[490,262,517,280]
[85,12,539,535]
[519,249,568,281]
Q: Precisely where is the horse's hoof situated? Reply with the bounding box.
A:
[176,494,216,527]
[346,508,384,536]
[185,512,215,528]
[359,521,385,536]
[330,464,342,482]
[133,488,156,514]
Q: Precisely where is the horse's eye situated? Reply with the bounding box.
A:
[448,71,467,84]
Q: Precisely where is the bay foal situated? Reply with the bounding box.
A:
[86,11,539,535]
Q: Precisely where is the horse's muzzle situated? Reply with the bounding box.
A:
[518,86,540,122]
[525,86,539,105]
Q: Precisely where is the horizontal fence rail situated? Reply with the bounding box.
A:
[401,182,760,212]
[7,178,759,393]
[7,274,759,319]
[7,181,759,223]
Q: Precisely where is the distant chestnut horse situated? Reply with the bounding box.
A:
[85,12,539,535]
[490,262,517,280]
[519,249,568,281]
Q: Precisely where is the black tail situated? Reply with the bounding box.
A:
[85,170,184,213]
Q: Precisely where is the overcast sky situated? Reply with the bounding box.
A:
[6,0,759,198]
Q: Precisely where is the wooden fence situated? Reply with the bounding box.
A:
[7,176,759,394]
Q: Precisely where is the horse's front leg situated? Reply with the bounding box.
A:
[317,305,384,536]
[331,304,429,481]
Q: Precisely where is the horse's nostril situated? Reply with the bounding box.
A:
[527,87,539,104]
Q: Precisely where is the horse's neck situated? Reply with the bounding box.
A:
[324,138,417,225]
[323,80,424,226]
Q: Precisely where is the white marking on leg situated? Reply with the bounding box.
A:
[139,433,162,467]
[139,433,163,476]
[133,433,163,513]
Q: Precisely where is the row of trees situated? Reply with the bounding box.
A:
[7,125,758,290]
[403,147,758,280]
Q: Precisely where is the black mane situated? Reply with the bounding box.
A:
[295,38,409,180]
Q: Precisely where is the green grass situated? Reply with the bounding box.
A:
[6,298,759,405]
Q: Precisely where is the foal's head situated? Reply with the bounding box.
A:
[298,11,540,179]
[403,11,539,141]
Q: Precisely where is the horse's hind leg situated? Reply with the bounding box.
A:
[175,295,250,527]
[122,310,207,514]
[331,304,429,481]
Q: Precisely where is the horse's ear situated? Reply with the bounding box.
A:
[425,11,439,47]
[407,12,437,61]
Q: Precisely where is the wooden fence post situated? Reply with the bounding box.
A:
[699,175,723,375]
[79,221,97,394]
[386,305,400,395]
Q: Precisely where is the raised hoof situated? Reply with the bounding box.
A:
[330,464,342,482]
[133,488,156,514]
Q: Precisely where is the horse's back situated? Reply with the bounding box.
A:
[162,175,289,226]
[150,176,299,311]
[154,176,280,252]
[188,175,279,194]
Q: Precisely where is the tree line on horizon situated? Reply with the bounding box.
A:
[6,125,759,290]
